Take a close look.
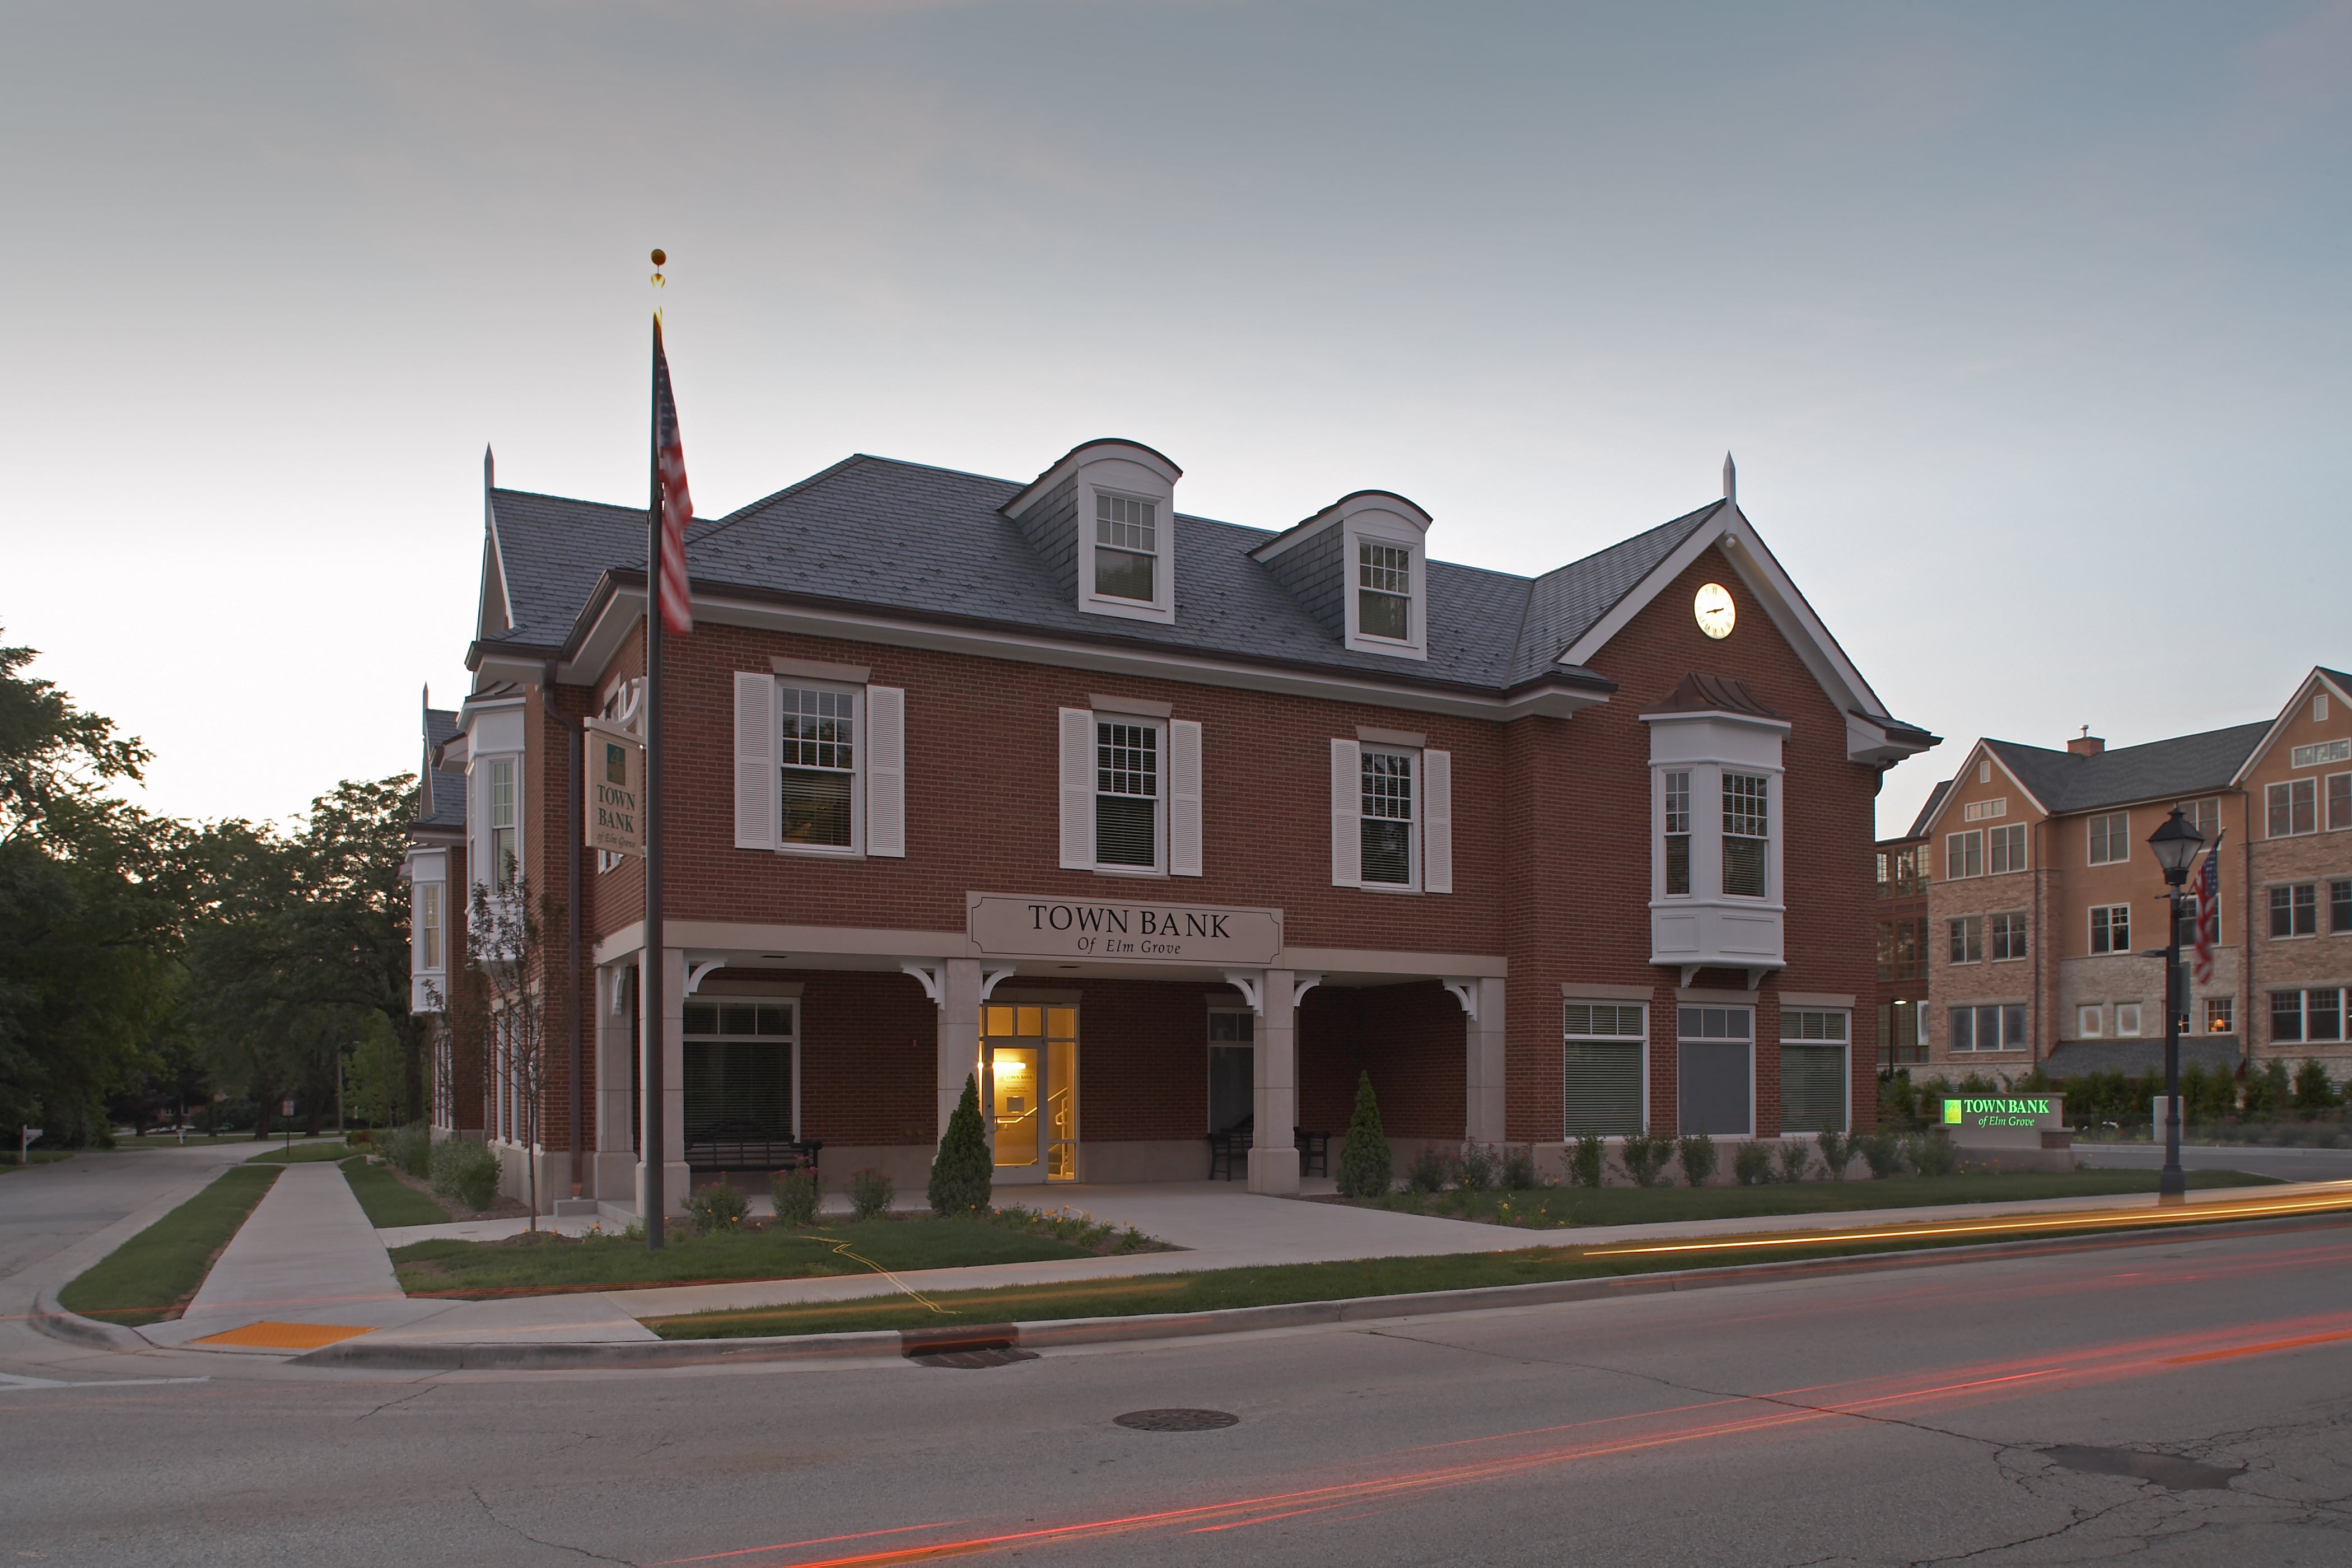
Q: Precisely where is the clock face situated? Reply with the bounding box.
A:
[1694,582,1735,640]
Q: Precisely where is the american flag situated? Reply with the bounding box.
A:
[2191,830,2224,987]
[653,317,694,636]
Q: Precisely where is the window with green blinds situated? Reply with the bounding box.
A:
[1779,1043,1847,1133]
[1563,1044,1644,1136]
[682,1002,797,1140]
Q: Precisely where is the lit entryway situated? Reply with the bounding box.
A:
[985,1003,1076,1183]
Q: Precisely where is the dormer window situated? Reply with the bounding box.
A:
[1094,494,1158,603]
[1358,543,1412,641]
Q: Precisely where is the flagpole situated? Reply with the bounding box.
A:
[643,257,668,1250]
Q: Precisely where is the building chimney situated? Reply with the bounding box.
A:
[2068,725,2104,757]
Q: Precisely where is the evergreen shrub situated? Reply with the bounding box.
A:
[383,1123,432,1180]
[1857,1131,1905,1179]
[1732,1141,1773,1185]
[2294,1060,2340,1110]
[1676,1133,1719,1187]
[1338,1072,1393,1198]
[928,1074,993,1216]
[1618,1131,1672,1188]
[1908,1132,1958,1177]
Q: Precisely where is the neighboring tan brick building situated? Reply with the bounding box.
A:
[1872,782,1942,1074]
[1915,668,2352,1084]
[407,440,1935,1214]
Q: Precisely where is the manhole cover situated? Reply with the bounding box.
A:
[1114,1408,1239,1432]
[913,1347,1038,1370]
[2043,1445,2242,1491]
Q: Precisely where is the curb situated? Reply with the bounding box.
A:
[27,1288,155,1354]
[295,1205,2352,1371]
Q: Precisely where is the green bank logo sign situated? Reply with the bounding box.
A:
[1944,1096,2053,1127]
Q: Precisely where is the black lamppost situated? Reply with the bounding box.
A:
[2146,806,2205,1204]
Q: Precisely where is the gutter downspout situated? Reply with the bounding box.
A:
[559,665,584,1198]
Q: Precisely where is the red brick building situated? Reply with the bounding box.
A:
[407,441,1934,1214]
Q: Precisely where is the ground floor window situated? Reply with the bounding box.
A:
[1207,1008,1253,1134]
[2273,988,2345,1044]
[683,1000,798,1143]
[1563,1001,1646,1136]
[1780,1010,1849,1134]
[1677,1005,1752,1136]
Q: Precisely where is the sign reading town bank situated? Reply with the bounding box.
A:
[969,893,1282,965]
[1940,1094,2066,1148]
[583,717,646,858]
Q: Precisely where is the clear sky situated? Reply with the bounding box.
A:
[5,2,2346,835]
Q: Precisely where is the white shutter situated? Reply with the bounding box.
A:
[865,685,906,858]
[1059,708,1094,870]
[1330,738,1361,888]
[734,671,777,851]
[1169,718,1202,877]
[1422,748,1453,894]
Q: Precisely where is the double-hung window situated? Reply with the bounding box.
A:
[1877,917,1925,981]
[2269,778,2317,837]
[1721,773,1768,897]
[1988,823,2026,874]
[1662,771,1691,895]
[1677,1006,1753,1136]
[1094,494,1158,603]
[418,883,444,972]
[1948,915,1984,964]
[1360,749,1415,886]
[2088,811,2129,865]
[1950,1003,2027,1051]
[780,685,857,849]
[2333,879,2352,934]
[2331,772,2352,831]
[488,758,518,892]
[2271,883,2318,939]
[1357,542,1413,642]
[1095,720,1160,869]
[1946,829,1982,880]
[2089,904,2130,954]
[2176,797,2221,840]
[1990,911,2029,961]
[2272,988,2345,1043]
[1780,1010,1849,1133]
[2204,997,2235,1034]
[1562,1002,1646,1137]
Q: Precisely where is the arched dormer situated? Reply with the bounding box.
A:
[1001,438,1183,627]
[1248,489,1433,661]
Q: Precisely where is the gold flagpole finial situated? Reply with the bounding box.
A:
[651,248,666,324]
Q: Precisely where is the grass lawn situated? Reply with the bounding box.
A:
[55,1165,282,1327]
[245,1141,363,1164]
[340,1157,449,1228]
[392,1213,1157,1298]
[649,1178,2316,1341]
[1358,1168,2279,1229]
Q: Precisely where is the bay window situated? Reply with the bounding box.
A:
[1722,772,1768,898]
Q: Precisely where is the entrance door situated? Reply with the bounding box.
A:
[1207,1008,1254,1133]
[984,1003,1078,1183]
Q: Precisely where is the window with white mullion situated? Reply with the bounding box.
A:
[1662,771,1692,896]
[1093,493,1158,603]
[1722,772,1768,898]
[1563,1002,1646,1137]
[1360,749,1415,886]
[1357,542,1412,641]
[1095,720,1159,869]
[779,685,857,850]
[487,758,519,892]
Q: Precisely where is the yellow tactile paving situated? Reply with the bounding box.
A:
[190,1320,375,1350]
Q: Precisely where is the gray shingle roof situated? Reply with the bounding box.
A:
[1902,780,1952,841]
[480,455,1743,697]
[418,706,466,829]
[1984,724,2271,816]
[2040,1038,2244,1079]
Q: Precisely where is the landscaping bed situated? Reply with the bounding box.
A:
[1345,1168,2279,1229]
[56,1165,281,1327]
[391,1206,1173,1299]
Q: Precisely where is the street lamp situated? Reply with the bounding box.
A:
[2146,806,2205,1204]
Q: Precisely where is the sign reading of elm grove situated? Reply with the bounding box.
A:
[1940,1094,2066,1148]
[584,718,646,858]
[968,893,1282,965]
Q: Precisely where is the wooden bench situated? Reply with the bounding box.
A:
[685,1121,822,1180]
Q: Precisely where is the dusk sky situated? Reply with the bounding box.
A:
[6,2,2346,837]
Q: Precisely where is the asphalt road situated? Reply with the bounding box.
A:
[2075,1141,2352,1182]
[5,1218,2349,1565]
[0,1142,254,1285]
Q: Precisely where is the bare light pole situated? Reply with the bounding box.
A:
[2146,807,2206,1206]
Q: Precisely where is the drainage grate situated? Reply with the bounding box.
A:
[1114,1408,1239,1432]
[913,1347,1038,1370]
[2042,1446,2243,1491]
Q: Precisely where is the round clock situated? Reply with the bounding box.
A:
[1694,582,1735,640]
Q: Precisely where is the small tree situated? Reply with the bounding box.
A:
[2245,1059,2290,1116]
[928,1072,992,1215]
[2293,1058,2340,1111]
[1337,1071,1392,1198]
[441,875,569,1231]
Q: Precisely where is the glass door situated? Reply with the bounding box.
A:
[984,1003,1078,1183]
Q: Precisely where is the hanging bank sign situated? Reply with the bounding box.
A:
[968,893,1282,965]
[583,717,646,858]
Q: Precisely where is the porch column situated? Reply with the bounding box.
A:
[1249,967,1300,1196]
[635,945,689,1219]
[1464,977,1507,1145]
[591,961,637,1200]
[938,958,983,1146]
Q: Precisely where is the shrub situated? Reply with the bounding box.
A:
[771,1168,820,1228]
[1775,1141,1812,1183]
[1857,1131,1905,1179]
[1500,1144,1539,1191]
[1569,1134,1606,1189]
[428,1138,500,1211]
[928,1073,993,1216]
[1908,1132,1958,1177]
[2293,1059,2340,1110]
[1406,1145,1453,1195]
[1675,1133,1719,1188]
[1879,1070,1919,1132]
[849,1168,895,1222]
[2191,1061,2238,1121]
[1816,1130,1851,1180]
[382,1123,433,1180]
[1337,1071,1394,1199]
[1618,1131,1672,1188]
[1457,1142,1498,1192]
[685,1180,748,1235]
[2244,1060,2291,1116]
[1732,1142,1774,1186]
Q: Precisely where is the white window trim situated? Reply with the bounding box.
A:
[1356,741,1421,894]
[2267,777,2320,839]
[2267,881,2321,940]
[1079,482,1177,626]
[2330,772,2352,833]
[774,678,866,860]
[2115,1002,2143,1038]
[1946,828,1984,880]
[480,753,522,893]
[681,997,802,1141]
[2079,1004,2104,1038]
[2088,810,2131,865]
[1777,1010,1851,1135]
[1564,1001,1649,1141]
[1986,821,2028,876]
[415,880,446,976]
[1089,712,1167,878]
[1341,515,1429,660]
[2088,903,2131,955]
[1947,914,1984,967]
[1989,909,2031,963]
